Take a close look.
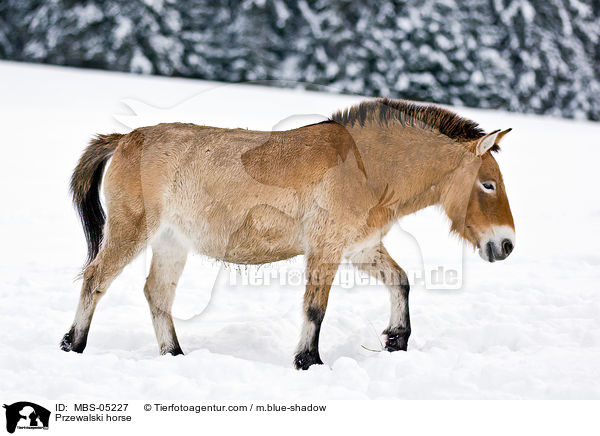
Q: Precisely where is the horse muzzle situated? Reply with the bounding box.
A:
[477,225,515,263]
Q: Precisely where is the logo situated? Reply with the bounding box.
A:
[3,402,50,433]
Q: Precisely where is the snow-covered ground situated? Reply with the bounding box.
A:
[1,60,599,400]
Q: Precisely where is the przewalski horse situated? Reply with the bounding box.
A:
[61,98,515,369]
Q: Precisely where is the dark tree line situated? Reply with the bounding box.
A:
[1,0,599,120]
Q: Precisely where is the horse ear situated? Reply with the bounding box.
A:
[495,128,512,144]
[474,129,500,156]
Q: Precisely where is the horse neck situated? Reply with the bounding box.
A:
[346,122,479,216]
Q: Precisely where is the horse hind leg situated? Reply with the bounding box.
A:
[143,229,188,355]
[61,213,152,353]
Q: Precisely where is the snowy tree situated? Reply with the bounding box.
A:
[1,0,598,120]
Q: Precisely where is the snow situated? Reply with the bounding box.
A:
[1,60,600,400]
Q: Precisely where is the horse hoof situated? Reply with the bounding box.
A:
[169,347,184,356]
[384,327,411,352]
[60,329,85,353]
[385,338,408,352]
[60,331,74,352]
[161,345,184,356]
[294,350,323,370]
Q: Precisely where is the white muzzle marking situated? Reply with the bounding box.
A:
[478,225,515,262]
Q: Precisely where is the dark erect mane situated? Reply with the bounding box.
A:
[330,98,486,143]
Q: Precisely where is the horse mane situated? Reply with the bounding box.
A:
[330,98,499,150]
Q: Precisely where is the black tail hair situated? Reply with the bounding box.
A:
[70,133,123,266]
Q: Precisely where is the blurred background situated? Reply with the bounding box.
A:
[1,0,599,120]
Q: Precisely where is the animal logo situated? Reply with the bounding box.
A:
[3,402,50,433]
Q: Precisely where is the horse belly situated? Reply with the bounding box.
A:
[221,203,304,264]
[170,201,304,265]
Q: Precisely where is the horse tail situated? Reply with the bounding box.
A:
[70,133,123,266]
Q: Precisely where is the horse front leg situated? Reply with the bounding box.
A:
[350,244,411,351]
[294,251,340,370]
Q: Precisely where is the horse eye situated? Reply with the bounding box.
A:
[482,182,495,191]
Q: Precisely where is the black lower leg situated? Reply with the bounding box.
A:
[383,326,411,351]
[384,281,411,352]
[294,306,325,370]
[60,326,89,353]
